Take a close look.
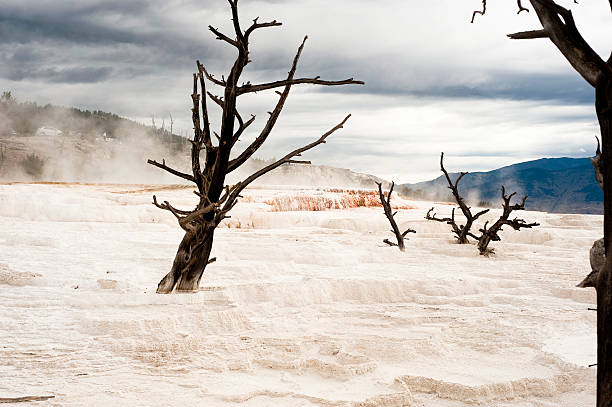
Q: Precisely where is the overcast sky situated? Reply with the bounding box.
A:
[1,0,611,182]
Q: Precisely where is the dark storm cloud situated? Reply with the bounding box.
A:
[0,0,228,83]
[408,73,593,104]
[0,0,598,106]
[243,40,595,105]
[302,48,595,105]
[387,72,592,104]
[0,7,148,45]
[5,65,112,84]
[0,0,605,182]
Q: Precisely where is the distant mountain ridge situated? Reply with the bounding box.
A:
[401,157,602,214]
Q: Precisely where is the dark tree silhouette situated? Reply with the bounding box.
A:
[377,181,415,251]
[476,186,539,255]
[148,1,362,293]
[473,1,612,403]
[425,152,489,243]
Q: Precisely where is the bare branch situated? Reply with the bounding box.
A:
[245,17,282,40]
[223,114,351,208]
[425,207,453,224]
[228,0,246,47]
[147,159,195,182]
[232,114,256,146]
[207,92,224,109]
[517,0,530,14]
[0,396,55,403]
[524,0,612,87]
[473,208,490,220]
[508,29,548,39]
[471,0,611,88]
[471,0,487,23]
[200,65,227,87]
[238,76,364,95]
[196,61,213,148]
[227,36,309,172]
[189,72,206,191]
[208,25,240,48]
[152,195,201,233]
[205,90,253,146]
[472,0,529,22]
[383,239,398,247]
[454,172,468,189]
[152,195,193,217]
[402,228,417,237]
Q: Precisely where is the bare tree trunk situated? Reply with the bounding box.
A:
[597,77,612,407]
[156,225,215,293]
[458,219,474,244]
[176,229,215,292]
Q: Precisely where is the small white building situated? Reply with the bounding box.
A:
[35,126,63,137]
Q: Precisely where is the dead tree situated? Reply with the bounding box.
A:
[425,152,489,243]
[473,1,612,403]
[147,1,363,293]
[476,186,539,255]
[377,181,415,251]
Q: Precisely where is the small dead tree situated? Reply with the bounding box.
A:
[425,152,489,243]
[147,1,363,293]
[476,186,540,255]
[377,181,415,251]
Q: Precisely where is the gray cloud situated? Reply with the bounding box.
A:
[0,0,227,83]
[6,66,112,84]
[0,0,601,104]
[0,0,607,182]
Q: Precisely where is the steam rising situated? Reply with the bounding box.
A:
[0,95,190,183]
[0,95,386,188]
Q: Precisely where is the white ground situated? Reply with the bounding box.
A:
[0,183,600,406]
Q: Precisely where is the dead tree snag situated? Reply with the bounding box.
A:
[476,186,539,255]
[473,2,612,402]
[425,152,489,243]
[377,181,415,251]
[148,1,362,293]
